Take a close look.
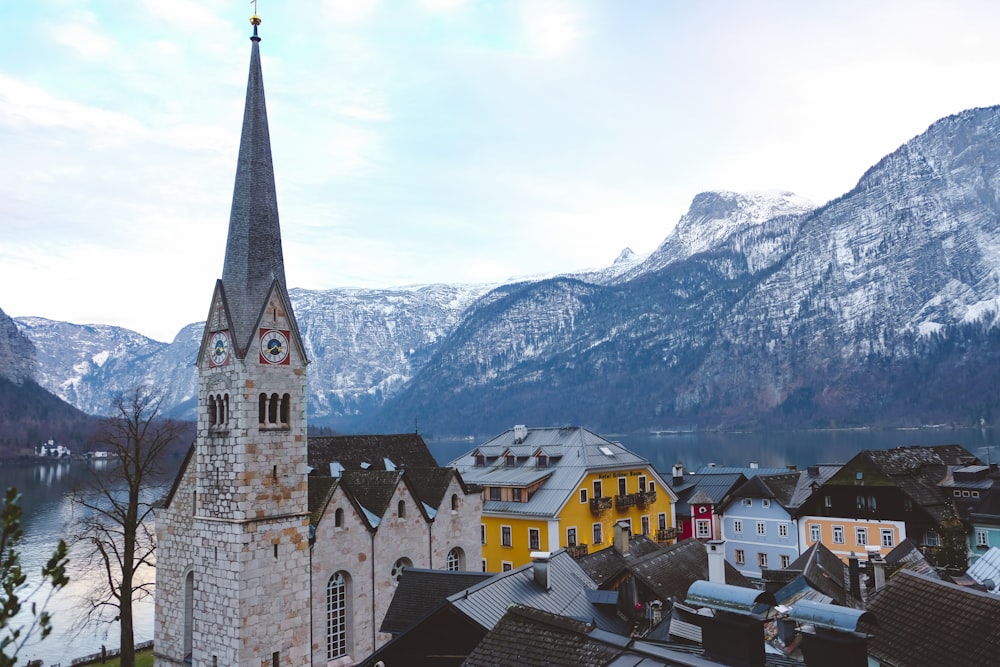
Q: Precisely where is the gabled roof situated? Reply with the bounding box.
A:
[965,546,1000,593]
[786,464,841,510]
[694,465,789,478]
[308,433,438,473]
[307,475,338,525]
[718,473,798,513]
[673,473,747,516]
[339,469,404,527]
[781,542,854,607]
[575,535,666,586]
[867,570,1000,666]
[580,538,753,601]
[402,467,463,511]
[883,538,941,580]
[379,568,493,635]
[450,426,675,518]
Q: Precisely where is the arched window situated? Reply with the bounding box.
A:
[268,393,279,424]
[259,393,267,424]
[222,393,229,425]
[183,570,194,660]
[335,508,344,528]
[208,395,217,426]
[451,494,459,511]
[446,547,464,571]
[397,500,406,519]
[327,572,350,659]
[280,393,290,425]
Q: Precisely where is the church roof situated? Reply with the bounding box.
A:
[379,568,493,635]
[220,30,296,355]
[308,433,439,473]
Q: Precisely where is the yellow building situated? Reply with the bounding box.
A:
[448,425,678,572]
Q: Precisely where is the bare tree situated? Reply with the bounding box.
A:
[71,387,184,667]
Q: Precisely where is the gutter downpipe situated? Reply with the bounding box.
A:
[371,528,377,650]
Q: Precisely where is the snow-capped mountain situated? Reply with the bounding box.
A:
[0,307,35,385]
[11,105,1000,435]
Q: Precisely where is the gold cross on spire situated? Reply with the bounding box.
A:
[250,0,261,27]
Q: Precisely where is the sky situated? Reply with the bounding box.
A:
[3,1,1000,342]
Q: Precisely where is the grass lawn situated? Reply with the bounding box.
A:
[76,647,153,667]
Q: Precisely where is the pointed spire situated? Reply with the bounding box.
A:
[221,20,287,354]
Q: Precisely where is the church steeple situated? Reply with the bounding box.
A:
[220,18,289,355]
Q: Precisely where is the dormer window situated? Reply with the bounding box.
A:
[536,454,548,468]
[474,453,486,467]
[505,454,516,468]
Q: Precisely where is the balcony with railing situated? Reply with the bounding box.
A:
[590,496,612,513]
[655,527,677,543]
[565,543,589,559]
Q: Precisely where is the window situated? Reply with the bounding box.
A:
[327,572,349,659]
[925,530,940,547]
[505,453,516,467]
[474,453,486,466]
[696,519,711,538]
[972,491,980,498]
[183,571,194,660]
[742,498,752,507]
[567,527,577,547]
[489,487,501,501]
[856,495,866,510]
[824,495,832,508]
[758,553,768,568]
[335,508,344,528]
[963,490,971,497]
[618,477,627,497]
[954,490,962,497]
[593,480,603,498]
[451,494,459,511]
[397,500,406,519]
[580,489,588,503]
[391,558,412,585]
[512,488,523,502]
[536,453,548,468]
[762,499,771,509]
[502,561,513,572]
[904,497,913,512]
[529,528,540,551]
[658,513,667,531]
[641,515,650,536]
[778,523,788,538]
[446,548,464,571]
[481,524,486,545]
[809,524,821,542]
[977,529,989,547]
[733,520,743,534]
[638,475,647,492]
[735,549,745,565]
[756,522,766,536]
[501,525,512,547]
[868,495,877,510]
[881,528,894,548]
[649,481,656,494]
[482,559,487,572]
[780,554,790,569]
[833,525,845,544]
[593,523,603,545]
[856,527,868,545]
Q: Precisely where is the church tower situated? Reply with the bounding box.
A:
[155,14,311,666]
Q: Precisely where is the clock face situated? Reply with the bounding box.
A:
[209,330,230,367]
[259,329,290,365]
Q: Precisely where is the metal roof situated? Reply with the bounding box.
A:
[787,599,876,634]
[685,581,775,618]
[450,426,676,517]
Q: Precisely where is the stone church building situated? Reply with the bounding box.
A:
[154,17,481,666]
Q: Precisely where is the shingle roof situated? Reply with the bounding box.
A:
[575,535,664,586]
[860,446,980,522]
[867,570,1000,667]
[450,426,675,518]
[883,538,941,580]
[380,568,493,635]
[308,433,438,473]
[307,475,338,525]
[783,542,852,606]
[339,470,402,526]
[622,539,753,601]
[220,34,298,356]
[403,467,460,510]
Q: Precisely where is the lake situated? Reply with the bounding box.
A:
[8,425,998,664]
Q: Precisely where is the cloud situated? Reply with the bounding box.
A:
[321,0,380,24]
[517,0,585,58]
[45,19,115,58]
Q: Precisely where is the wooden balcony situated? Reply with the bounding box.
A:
[566,543,589,559]
[655,527,677,542]
[590,496,612,513]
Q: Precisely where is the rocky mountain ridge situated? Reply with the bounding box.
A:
[10,105,1000,436]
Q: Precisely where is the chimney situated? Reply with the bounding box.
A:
[869,553,886,592]
[613,521,631,555]
[707,540,726,584]
[672,461,685,486]
[513,424,528,444]
[807,465,820,477]
[848,556,861,601]
[749,461,759,470]
[531,551,551,590]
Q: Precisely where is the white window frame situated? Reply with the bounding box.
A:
[733,520,743,534]
[567,527,578,547]
[780,554,790,569]
[528,527,540,551]
[696,519,711,538]
[809,524,821,542]
[658,513,667,531]
[501,561,513,572]
[481,523,486,545]
[762,499,771,509]
[756,521,766,536]
[758,552,768,568]
[976,529,989,547]
[501,525,512,547]
[580,488,588,503]
[778,523,788,538]
[641,515,650,536]
[881,528,894,548]
[593,522,603,545]
[742,498,752,507]
[735,549,745,565]
[856,527,868,546]
[833,525,845,544]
